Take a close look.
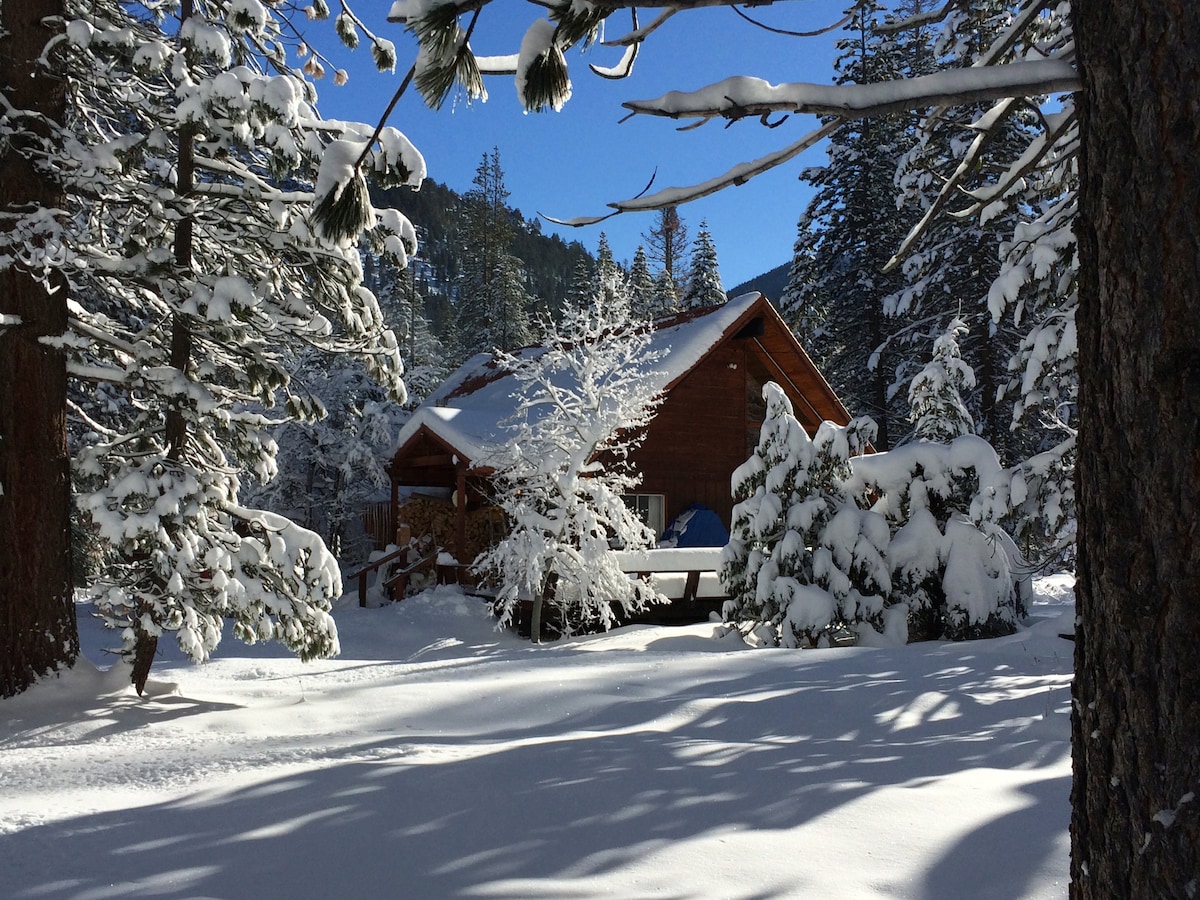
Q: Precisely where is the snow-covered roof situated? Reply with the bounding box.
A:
[391,292,783,467]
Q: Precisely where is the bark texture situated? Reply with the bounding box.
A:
[1072,2,1200,896]
[0,0,78,698]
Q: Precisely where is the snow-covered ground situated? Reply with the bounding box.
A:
[1,576,1077,900]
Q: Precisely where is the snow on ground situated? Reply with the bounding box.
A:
[1,575,1077,900]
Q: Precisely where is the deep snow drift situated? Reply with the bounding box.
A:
[1,576,1076,899]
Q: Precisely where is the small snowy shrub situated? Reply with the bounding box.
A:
[849,435,1030,641]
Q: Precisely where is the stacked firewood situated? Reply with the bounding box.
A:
[396,495,507,562]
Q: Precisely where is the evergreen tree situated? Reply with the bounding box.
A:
[561,255,596,318]
[642,206,689,296]
[648,268,680,319]
[372,258,448,404]
[2,0,415,693]
[907,318,976,443]
[721,383,886,647]
[681,220,727,309]
[626,245,658,319]
[454,147,533,359]
[887,0,1050,466]
[778,239,826,351]
[591,233,627,306]
[781,2,926,450]
[246,352,406,567]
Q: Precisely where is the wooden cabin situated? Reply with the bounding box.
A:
[381,292,853,565]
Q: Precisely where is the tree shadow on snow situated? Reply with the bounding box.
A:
[1,646,1072,900]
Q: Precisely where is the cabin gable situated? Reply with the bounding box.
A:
[380,294,853,560]
[631,306,850,530]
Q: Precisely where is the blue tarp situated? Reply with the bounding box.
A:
[658,504,730,548]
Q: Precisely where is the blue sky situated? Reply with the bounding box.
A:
[313,2,849,289]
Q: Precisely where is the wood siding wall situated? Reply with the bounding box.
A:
[631,341,750,530]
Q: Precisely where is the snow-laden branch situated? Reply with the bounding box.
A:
[548,59,1077,225]
[552,117,841,224]
[621,60,1078,123]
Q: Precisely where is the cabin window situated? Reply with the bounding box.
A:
[622,493,666,539]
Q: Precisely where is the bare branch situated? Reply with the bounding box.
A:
[602,6,677,47]
[883,96,1026,271]
[731,4,854,38]
[605,117,842,215]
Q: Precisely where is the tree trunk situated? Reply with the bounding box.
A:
[1071,3,1200,897]
[0,0,79,698]
[130,1,198,697]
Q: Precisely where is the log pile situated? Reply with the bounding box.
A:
[396,495,507,562]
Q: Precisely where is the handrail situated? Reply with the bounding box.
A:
[346,545,410,581]
[383,547,443,588]
[348,545,417,607]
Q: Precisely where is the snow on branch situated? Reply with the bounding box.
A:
[621,60,1078,123]
[563,59,1077,227]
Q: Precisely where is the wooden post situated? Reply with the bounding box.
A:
[455,462,467,563]
[389,476,399,550]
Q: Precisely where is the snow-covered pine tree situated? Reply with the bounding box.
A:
[886,0,1053,470]
[721,383,886,647]
[680,220,727,309]
[626,246,659,319]
[649,268,680,319]
[560,254,596,318]
[778,238,826,352]
[244,348,409,567]
[781,2,926,450]
[40,0,418,691]
[591,232,627,306]
[370,256,448,404]
[848,434,1028,642]
[907,317,976,443]
[883,0,1077,560]
[476,290,666,641]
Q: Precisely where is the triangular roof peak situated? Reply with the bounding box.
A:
[391,292,841,467]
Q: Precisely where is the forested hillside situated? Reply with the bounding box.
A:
[372,176,592,351]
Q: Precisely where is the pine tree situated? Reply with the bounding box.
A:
[648,268,680,319]
[371,258,448,404]
[591,232,627,306]
[454,147,532,359]
[778,238,826,351]
[561,255,596,318]
[4,0,416,693]
[887,0,1053,467]
[626,245,658,319]
[781,2,925,450]
[681,220,727,309]
[642,206,689,296]
[907,318,976,443]
[721,383,885,647]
